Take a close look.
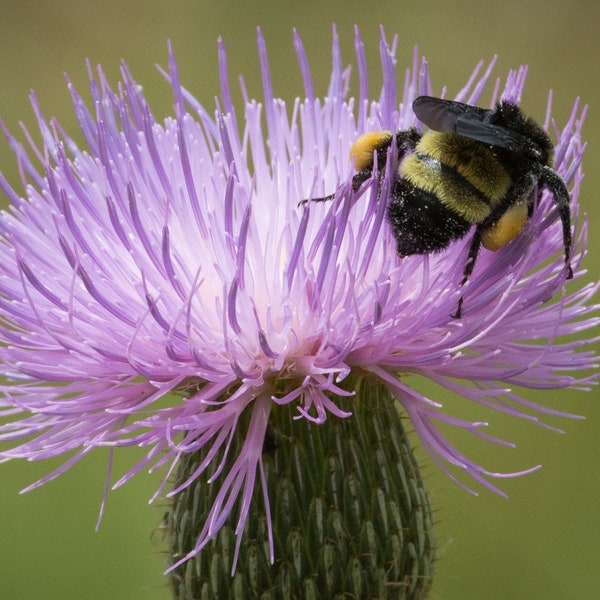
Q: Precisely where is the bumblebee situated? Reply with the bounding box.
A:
[305,96,573,317]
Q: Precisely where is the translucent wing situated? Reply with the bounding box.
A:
[413,96,530,151]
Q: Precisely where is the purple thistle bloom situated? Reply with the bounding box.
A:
[0,26,597,572]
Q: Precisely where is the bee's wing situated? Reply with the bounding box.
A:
[413,96,529,151]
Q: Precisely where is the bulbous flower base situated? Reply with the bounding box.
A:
[167,378,435,599]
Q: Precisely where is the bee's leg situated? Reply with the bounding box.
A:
[351,169,375,192]
[298,192,335,206]
[452,228,482,319]
[540,166,573,279]
[299,169,373,206]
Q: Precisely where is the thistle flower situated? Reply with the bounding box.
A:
[0,26,597,598]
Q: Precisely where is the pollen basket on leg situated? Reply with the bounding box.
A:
[481,201,528,251]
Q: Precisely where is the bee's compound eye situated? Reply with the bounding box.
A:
[349,130,394,171]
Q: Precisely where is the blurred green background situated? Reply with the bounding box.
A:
[1,1,598,598]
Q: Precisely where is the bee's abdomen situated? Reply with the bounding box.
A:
[387,178,472,256]
[400,132,513,225]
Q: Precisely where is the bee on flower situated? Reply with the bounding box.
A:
[0,26,596,598]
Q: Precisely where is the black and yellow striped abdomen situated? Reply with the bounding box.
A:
[400,132,512,223]
[387,130,530,257]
